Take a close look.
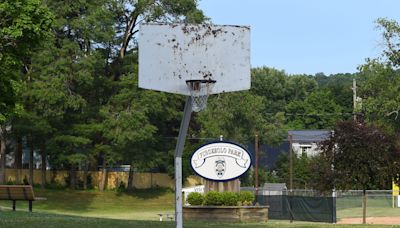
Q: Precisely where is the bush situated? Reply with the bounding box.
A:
[116,181,126,192]
[200,191,255,206]
[221,191,239,206]
[186,192,204,205]
[204,191,223,206]
[238,191,255,205]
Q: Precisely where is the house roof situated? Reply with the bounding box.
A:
[288,130,331,143]
[262,183,287,191]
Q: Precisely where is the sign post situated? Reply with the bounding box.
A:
[174,97,192,228]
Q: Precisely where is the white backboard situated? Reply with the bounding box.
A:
[139,23,250,95]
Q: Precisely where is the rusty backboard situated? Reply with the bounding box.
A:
[138,23,250,95]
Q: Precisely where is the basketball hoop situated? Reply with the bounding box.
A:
[186,79,216,112]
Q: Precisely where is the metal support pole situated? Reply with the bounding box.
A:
[175,97,193,228]
[255,134,259,195]
[288,134,293,223]
[352,79,357,121]
[289,134,293,191]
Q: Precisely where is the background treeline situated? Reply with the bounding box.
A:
[1,0,400,190]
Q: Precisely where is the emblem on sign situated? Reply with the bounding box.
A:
[190,141,252,182]
[215,157,226,178]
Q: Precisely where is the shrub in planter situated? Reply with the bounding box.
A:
[221,191,239,206]
[204,191,223,206]
[187,192,204,205]
[238,191,255,205]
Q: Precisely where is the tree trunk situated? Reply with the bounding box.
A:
[127,163,134,191]
[83,161,88,190]
[70,165,76,189]
[15,137,22,184]
[41,145,46,188]
[29,136,34,185]
[99,154,107,191]
[363,189,367,224]
[0,134,6,184]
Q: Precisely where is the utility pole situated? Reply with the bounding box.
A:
[255,134,259,195]
[352,79,357,121]
[288,133,294,223]
[288,134,293,191]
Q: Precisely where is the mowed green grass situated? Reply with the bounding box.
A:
[337,197,400,219]
[0,188,175,220]
[1,188,400,227]
[0,211,398,228]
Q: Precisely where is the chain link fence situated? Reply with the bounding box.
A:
[242,186,399,223]
[336,190,398,220]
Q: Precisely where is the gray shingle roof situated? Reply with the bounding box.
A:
[288,130,331,143]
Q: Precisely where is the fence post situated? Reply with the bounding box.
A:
[332,189,336,223]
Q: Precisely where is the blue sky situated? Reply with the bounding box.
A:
[198,0,400,75]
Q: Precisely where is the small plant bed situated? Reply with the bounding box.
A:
[183,191,269,222]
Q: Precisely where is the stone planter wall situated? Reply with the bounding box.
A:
[183,206,269,222]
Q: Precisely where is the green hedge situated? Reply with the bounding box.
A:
[187,192,204,205]
[186,191,255,206]
[204,191,224,206]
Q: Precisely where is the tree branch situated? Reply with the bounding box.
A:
[386,110,399,120]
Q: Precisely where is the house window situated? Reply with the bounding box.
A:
[300,145,312,156]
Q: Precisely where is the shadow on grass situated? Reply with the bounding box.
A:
[31,188,98,213]
[0,210,391,228]
[9,187,175,215]
[115,187,174,199]
[0,210,176,228]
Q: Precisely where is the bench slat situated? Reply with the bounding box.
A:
[0,185,35,200]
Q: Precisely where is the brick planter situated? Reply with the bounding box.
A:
[183,206,269,222]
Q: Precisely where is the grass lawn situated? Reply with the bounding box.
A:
[0,187,175,220]
[0,211,398,228]
[1,188,400,227]
[337,197,400,219]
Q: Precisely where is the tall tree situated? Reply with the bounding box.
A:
[0,0,53,184]
[0,0,53,123]
[286,89,343,129]
[359,18,400,131]
[198,91,286,144]
[313,120,400,224]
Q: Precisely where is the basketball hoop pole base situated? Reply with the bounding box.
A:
[175,96,193,228]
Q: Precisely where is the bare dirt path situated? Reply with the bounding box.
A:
[338,217,400,225]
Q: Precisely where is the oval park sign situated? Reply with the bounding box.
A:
[190,141,252,182]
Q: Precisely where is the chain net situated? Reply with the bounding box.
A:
[186,80,216,112]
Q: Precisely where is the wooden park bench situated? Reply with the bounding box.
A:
[0,185,45,212]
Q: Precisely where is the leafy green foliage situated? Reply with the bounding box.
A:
[240,167,280,187]
[0,0,53,123]
[198,91,285,145]
[238,191,255,205]
[200,191,255,206]
[314,120,400,191]
[375,18,400,67]
[286,90,343,129]
[203,191,223,206]
[221,191,239,206]
[275,152,314,189]
[186,192,204,205]
[358,18,400,131]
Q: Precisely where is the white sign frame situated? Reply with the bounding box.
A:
[190,141,252,182]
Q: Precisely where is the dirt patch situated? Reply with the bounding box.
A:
[338,217,400,225]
